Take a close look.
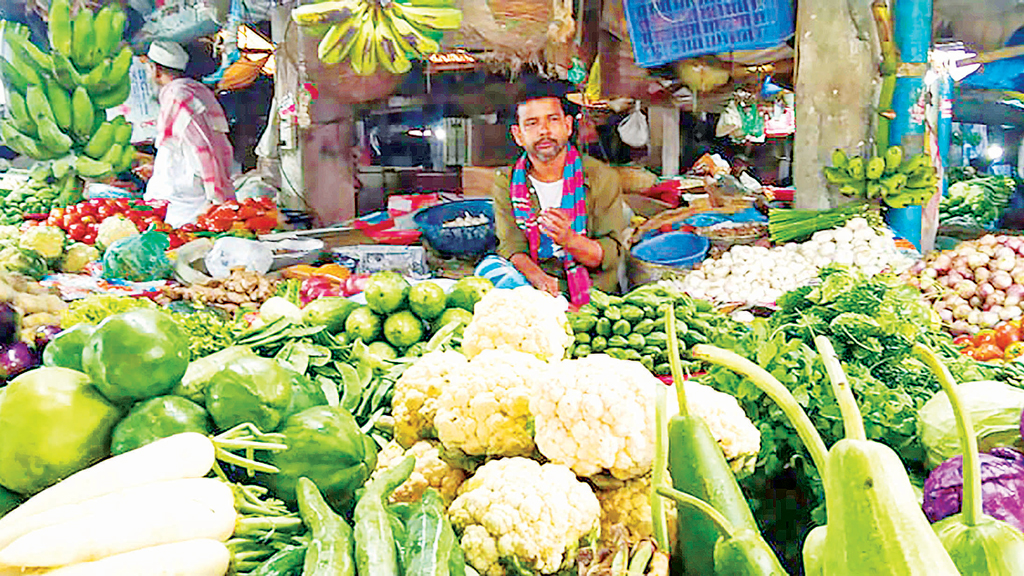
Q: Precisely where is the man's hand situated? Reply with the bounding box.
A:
[132,162,154,180]
[537,208,575,246]
[535,272,561,297]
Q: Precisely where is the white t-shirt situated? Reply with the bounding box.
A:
[529,176,564,210]
[528,176,566,258]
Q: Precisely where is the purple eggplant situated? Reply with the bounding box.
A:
[0,341,38,379]
[0,303,19,346]
[32,325,63,350]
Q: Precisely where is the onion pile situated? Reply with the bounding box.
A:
[672,218,916,306]
[909,234,1024,335]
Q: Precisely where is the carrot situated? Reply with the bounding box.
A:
[0,433,214,535]
[0,479,235,568]
[0,478,227,552]
[42,539,231,576]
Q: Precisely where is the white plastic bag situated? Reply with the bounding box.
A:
[617,102,649,148]
[204,237,274,279]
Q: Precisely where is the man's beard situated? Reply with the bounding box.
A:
[530,138,565,162]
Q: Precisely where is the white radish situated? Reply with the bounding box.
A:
[42,539,230,576]
[0,478,227,552]
[0,433,214,534]
[0,479,235,568]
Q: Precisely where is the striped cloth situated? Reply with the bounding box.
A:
[156,77,235,203]
[509,143,587,260]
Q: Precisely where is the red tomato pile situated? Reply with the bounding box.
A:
[954,320,1024,362]
[182,198,279,235]
[41,198,193,248]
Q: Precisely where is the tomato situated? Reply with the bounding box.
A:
[952,335,974,348]
[996,321,1023,350]
[245,215,278,233]
[959,345,976,357]
[67,223,88,242]
[1005,341,1024,362]
[974,329,999,348]
[96,203,118,220]
[236,205,261,220]
[254,197,276,211]
[973,343,1005,362]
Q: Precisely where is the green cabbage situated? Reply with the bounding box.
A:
[918,380,1024,470]
[19,226,65,260]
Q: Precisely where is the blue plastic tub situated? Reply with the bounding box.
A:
[624,0,796,68]
[632,232,710,268]
[683,213,728,228]
[413,199,496,257]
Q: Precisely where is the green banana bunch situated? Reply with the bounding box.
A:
[823,145,934,208]
[294,0,461,73]
[0,4,134,179]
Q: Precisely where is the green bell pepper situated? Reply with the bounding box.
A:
[81,308,190,404]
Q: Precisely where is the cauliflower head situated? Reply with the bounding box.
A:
[595,473,677,546]
[461,286,573,362]
[391,350,468,448]
[19,225,65,260]
[96,215,139,251]
[371,439,466,505]
[670,380,761,477]
[434,349,546,458]
[60,242,100,273]
[531,354,656,480]
[449,457,600,576]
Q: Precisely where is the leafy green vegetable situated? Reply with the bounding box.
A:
[940,176,1015,229]
[60,294,156,328]
[168,307,242,360]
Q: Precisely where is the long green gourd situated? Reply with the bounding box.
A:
[915,343,1024,575]
[663,305,785,575]
[815,336,960,575]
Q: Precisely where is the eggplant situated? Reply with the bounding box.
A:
[32,325,63,350]
[0,341,38,379]
[0,303,19,346]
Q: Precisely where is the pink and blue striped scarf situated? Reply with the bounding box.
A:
[509,143,591,306]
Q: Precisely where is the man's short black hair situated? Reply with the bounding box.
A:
[511,78,577,124]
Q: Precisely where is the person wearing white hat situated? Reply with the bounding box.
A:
[135,39,237,227]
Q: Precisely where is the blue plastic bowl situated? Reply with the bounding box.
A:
[413,199,497,257]
[632,232,710,268]
[684,213,728,228]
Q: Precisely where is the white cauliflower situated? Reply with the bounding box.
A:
[595,474,677,546]
[391,350,468,447]
[461,286,573,362]
[671,380,761,476]
[531,354,657,480]
[370,440,467,505]
[448,457,600,576]
[96,215,139,250]
[434,349,546,458]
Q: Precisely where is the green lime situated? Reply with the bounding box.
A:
[367,340,398,361]
[434,307,474,337]
[408,281,447,320]
[447,276,493,313]
[345,306,382,343]
[364,271,410,314]
[383,310,425,349]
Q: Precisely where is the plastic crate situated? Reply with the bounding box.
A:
[624,0,795,67]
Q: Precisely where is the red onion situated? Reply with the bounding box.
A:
[956,280,978,299]
[995,257,1017,272]
[939,308,954,323]
[970,296,983,308]
[1001,306,1022,321]
[932,253,953,272]
[954,303,973,320]
[981,234,999,246]
[923,267,938,279]
[968,252,991,269]
[975,267,992,284]
[951,320,971,335]
[968,309,982,326]
[981,310,1001,327]
[1008,237,1024,251]
[979,282,996,299]
[948,270,966,285]
[995,246,1016,261]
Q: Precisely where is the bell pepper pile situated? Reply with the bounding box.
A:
[42,198,179,247]
[182,197,280,235]
[953,319,1024,362]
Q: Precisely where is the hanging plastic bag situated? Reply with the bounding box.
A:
[618,102,649,148]
[102,230,174,282]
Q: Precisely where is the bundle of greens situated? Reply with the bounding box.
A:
[939,176,1015,229]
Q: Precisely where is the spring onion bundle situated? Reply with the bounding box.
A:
[768,202,883,243]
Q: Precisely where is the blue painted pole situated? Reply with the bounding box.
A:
[886,0,933,250]
[937,71,954,196]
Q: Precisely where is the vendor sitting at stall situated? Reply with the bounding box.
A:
[135,40,236,228]
[479,79,628,305]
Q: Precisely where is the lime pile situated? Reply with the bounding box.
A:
[343,272,493,357]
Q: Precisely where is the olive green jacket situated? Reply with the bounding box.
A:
[489,155,627,294]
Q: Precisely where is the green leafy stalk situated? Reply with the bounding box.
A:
[691,344,830,478]
[814,335,866,441]
[666,302,689,416]
[651,384,671,551]
[914,343,982,526]
[655,485,734,539]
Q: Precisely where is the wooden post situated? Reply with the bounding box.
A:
[792,0,879,209]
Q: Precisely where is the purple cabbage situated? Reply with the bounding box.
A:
[922,447,1024,532]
